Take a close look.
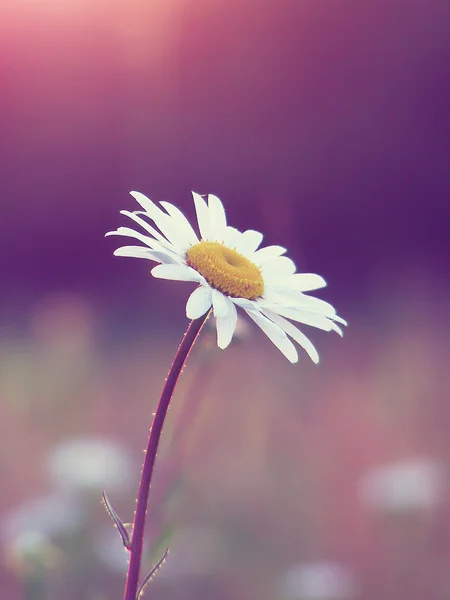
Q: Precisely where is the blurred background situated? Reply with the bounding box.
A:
[1,0,450,598]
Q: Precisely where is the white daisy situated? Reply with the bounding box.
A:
[106,192,346,363]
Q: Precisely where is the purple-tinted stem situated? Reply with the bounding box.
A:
[123,313,209,600]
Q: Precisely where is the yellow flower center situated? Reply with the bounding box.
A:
[186,241,264,300]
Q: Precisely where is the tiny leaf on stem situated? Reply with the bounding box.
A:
[136,547,169,600]
[102,491,131,550]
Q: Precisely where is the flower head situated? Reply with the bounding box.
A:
[106,192,346,363]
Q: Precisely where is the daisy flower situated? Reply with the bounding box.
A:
[106,192,346,363]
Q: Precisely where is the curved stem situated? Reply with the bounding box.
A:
[123,313,210,600]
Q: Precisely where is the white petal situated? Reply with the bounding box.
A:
[113,246,177,263]
[119,210,173,249]
[291,273,327,292]
[129,192,188,251]
[160,201,199,247]
[106,227,170,252]
[212,289,230,318]
[235,230,264,256]
[207,194,227,240]
[186,286,212,319]
[216,301,238,349]
[261,290,339,320]
[263,310,319,363]
[129,192,174,239]
[154,212,192,252]
[230,297,261,312]
[331,315,347,326]
[297,294,339,317]
[262,275,301,291]
[151,264,205,283]
[129,191,162,217]
[221,226,241,248]
[192,192,210,240]
[245,310,298,363]
[113,245,154,258]
[330,322,344,336]
[261,289,300,304]
[294,295,347,325]
[263,304,341,334]
[106,228,183,264]
[261,256,297,279]
[252,245,287,266]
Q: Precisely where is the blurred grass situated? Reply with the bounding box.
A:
[0,289,449,600]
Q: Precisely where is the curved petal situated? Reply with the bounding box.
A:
[186,286,212,319]
[129,191,163,217]
[113,246,178,263]
[153,212,192,252]
[261,290,341,321]
[252,245,287,266]
[207,194,227,240]
[129,191,170,232]
[151,264,205,283]
[263,304,343,334]
[231,297,261,312]
[296,295,347,325]
[245,310,298,363]
[212,289,230,318]
[261,256,297,280]
[129,192,189,251]
[291,273,327,292]
[222,226,241,248]
[192,192,210,240]
[160,201,199,247]
[262,310,319,364]
[216,301,237,349]
[106,227,175,254]
[235,230,263,256]
[107,229,184,266]
[119,210,173,249]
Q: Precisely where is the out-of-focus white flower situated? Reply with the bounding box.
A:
[279,561,357,599]
[1,493,84,543]
[358,457,445,512]
[107,192,346,363]
[47,437,134,494]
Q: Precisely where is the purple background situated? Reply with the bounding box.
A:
[2,0,450,325]
[2,2,450,600]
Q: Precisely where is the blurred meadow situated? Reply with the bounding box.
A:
[1,1,450,599]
